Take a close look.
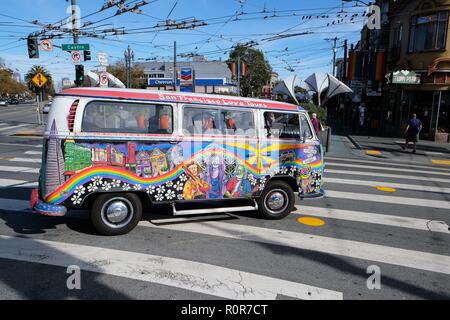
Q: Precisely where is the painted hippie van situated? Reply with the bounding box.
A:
[31,88,324,235]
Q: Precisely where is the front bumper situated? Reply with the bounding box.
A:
[30,188,67,216]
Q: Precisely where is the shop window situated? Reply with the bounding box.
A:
[264,112,300,139]
[82,101,173,134]
[409,11,448,52]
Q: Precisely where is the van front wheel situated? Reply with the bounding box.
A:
[257,181,294,220]
[91,193,142,235]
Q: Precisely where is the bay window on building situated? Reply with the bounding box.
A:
[408,11,449,52]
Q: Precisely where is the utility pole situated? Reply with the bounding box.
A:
[71,0,79,87]
[237,55,241,96]
[332,37,338,77]
[124,45,134,88]
[343,39,348,81]
[173,41,177,91]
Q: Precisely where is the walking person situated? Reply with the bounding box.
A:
[311,113,321,135]
[402,113,422,153]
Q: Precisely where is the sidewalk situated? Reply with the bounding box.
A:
[347,134,450,165]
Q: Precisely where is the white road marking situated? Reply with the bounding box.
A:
[139,221,450,275]
[295,206,450,233]
[0,178,28,187]
[5,157,41,164]
[325,156,450,173]
[325,190,450,209]
[327,162,450,177]
[0,235,343,300]
[0,124,29,133]
[425,151,446,156]
[0,142,42,148]
[0,165,39,174]
[24,151,42,155]
[324,177,450,194]
[325,169,450,184]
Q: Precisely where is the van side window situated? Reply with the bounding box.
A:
[264,112,300,139]
[81,101,173,134]
[300,113,314,139]
[183,107,221,135]
[221,110,254,136]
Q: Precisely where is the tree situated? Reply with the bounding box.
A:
[107,60,146,88]
[228,45,272,97]
[25,65,55,98]
[0,69,27,96]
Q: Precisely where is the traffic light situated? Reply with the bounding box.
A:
[84,50,91,61]
[27,36,39,59]
[75,65,84,86]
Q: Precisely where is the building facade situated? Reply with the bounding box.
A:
[140,56,235,94]
[384,0,450,141]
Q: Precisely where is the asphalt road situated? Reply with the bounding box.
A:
[0,131,449,300]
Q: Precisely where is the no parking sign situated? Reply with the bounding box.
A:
[100,73,109,87]
[71,51,81,65]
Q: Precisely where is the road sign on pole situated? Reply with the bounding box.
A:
[71,51,81,65]
[98,52,109,66]
[40,39,53,52]
[99,73,109,88]
[31,73,48,88]
[62,43,90,51]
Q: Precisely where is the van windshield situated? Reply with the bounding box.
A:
[264,112,300,139]
[82,101,173,134]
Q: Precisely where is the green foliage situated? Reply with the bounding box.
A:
[229,45,271,97]
[0,69,27,96]
[25,65,55,97]
[300,102,327,125]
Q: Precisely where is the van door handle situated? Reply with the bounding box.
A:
[169,140,178,144]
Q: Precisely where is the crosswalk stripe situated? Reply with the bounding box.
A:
[0,165,39,174]
[0,235,343,300]
[327,162,450,177]
[326,169,450,184]
[139,220,450,275]
[324,177,450,194]
[3,157,41,164]
[0,179,29,187]
[24,151,42,155]
[0,142,42,148]
[425,151,445,156]
[325,156,450,173]
[325,190,450,209]
[0,124,29,133]
[295,206,450,233]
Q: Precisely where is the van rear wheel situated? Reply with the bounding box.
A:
[91,193,142,236]
[257,181,294,220]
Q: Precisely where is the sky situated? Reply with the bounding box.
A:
[0,0,369,89]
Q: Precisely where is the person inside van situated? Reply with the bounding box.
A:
[264,112,276,137]
[224,111,237,132]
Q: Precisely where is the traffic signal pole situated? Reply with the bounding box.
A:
[71,0,79,86]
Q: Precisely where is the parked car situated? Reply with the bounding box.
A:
[43,102,52,114]
[9,98,19,105]
[0,99,8,106]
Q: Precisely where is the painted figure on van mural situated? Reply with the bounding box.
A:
[166,144,183,170]
[203,153,226,199]
[149,148,169,176]
[182,162,210,200]
[224,165,254,198]
[300,167,315,194]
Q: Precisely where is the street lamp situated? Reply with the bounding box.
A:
[342,0,372,6]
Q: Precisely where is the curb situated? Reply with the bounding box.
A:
[346,135,362,150]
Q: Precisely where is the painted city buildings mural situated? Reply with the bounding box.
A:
[43,122,324,207]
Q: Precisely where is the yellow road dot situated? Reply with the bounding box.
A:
[0,157,14,160]
[431,159,450,166]
[366,150,381,155]
[375,186,396,192]
[297,217,325,227]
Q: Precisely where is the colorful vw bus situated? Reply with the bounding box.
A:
[31,88,324,235]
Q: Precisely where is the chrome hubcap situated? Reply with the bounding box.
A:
[101,198,133,228]
[265,189,288,214]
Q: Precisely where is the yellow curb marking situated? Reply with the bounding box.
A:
[431,159,450,166]
[0,157,14,160]
[297,217,325,227]
[375,186,397,193]
[366,150,382,155]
